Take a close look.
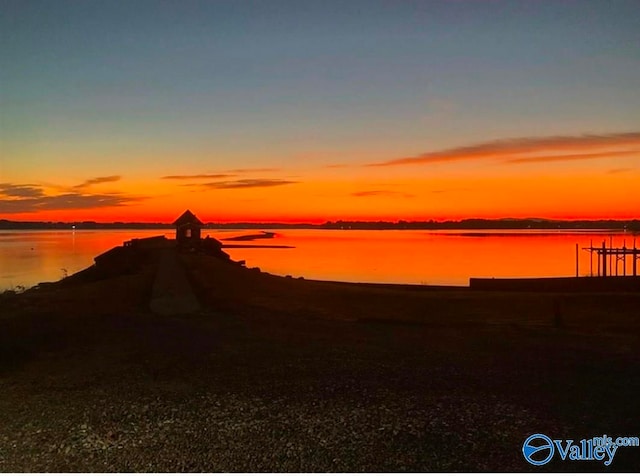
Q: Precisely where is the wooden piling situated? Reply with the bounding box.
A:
[581,238,639,278]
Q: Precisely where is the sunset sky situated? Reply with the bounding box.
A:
[1,0,639,223]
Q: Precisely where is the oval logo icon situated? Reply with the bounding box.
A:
[523,433,555,466]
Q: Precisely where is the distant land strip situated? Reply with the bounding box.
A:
[0,218,638,231]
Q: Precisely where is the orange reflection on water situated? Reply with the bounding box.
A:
[1,229,637,290]
[0,230,172,289]
[217,230,638,286]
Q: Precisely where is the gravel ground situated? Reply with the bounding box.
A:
[1,253,639,472]
[1,385,565,472]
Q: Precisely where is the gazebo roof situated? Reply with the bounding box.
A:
[173,209,204,226]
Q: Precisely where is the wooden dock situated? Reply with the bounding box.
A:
[582,238,640,277]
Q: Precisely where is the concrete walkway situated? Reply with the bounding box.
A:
[150,249,201,315]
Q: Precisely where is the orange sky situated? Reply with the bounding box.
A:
[1,132,639,223]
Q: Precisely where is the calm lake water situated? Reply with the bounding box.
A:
[0,229,637,291]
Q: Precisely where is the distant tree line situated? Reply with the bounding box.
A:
[0,220,170,230]
[317,218,640,231]
[1,218,638,231]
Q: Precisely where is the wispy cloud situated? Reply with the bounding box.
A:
[0,183,45,198]
[74,175,122,188]
[162,168,281,180]
[200,179,298,189]
[0,181,144,213]
[367,132,640,167]
[0,193,143,213]
[352,190,414,198]
[505,150,637,164]
[226,168,280,174]
[607,167,634,174]
[162,174,235,180]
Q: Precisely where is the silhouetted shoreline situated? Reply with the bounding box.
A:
[1,217,639,231]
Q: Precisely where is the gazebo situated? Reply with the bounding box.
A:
[173,209,203,247]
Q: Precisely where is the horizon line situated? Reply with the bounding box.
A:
[1,217,639,226]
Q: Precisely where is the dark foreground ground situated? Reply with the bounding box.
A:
[1,250,639,472]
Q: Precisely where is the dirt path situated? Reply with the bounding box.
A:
[149,249,200,315]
